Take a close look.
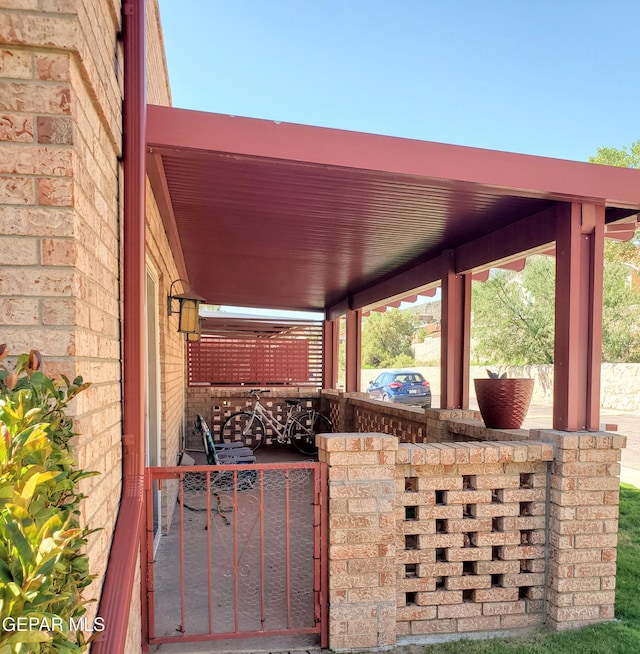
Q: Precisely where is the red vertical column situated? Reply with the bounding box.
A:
[322,319,337,389]
[553,203,605,431]
[440,250,471,409]
[345,309,362,392]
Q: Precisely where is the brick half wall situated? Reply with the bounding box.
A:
[318,430,625,650]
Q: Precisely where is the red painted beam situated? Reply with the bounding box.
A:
[553,203,604,431]
[440,251,471,409]
[349,258,441,312]
[146,152,189,282]
[147,105,640,209]
[322,320,337,390]
[345,310,361,392]
[326,298,349,321]
[456,204,558,274]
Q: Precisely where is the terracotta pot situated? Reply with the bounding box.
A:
[474,378,534,429]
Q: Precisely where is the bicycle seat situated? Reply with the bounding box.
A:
[285,399,300,406]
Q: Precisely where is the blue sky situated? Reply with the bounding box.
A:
[158,0,639,163]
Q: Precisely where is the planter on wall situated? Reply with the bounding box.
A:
[474,378,534,429]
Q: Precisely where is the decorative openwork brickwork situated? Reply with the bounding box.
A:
[185,389,320,448]
[346,395,480,444]
[396,442,551,635]
[313,412,625,649]
[322,394,344,434]
[355,404,427,443]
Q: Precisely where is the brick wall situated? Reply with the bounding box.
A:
[394,441,551,637]
[1,0,174,649]
[185,386,321,450]
[318,427,625,650]
[146,181,186,532]
[0,0,124,626]
[536,429,626,630]
[321,391,480,442]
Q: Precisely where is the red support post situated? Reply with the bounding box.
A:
[323,319,337,389]
[345,309,362,392]
[553,203,605,431]
[440,250,471,409]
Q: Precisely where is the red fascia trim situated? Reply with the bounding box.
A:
[147,104,640,209]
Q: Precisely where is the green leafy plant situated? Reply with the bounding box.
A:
[0,346,98,654]
[486,369,507,379]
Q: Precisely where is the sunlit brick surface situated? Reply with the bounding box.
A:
[396,442,551,635]
[319,426,624,649]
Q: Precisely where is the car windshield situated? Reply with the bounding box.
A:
[394,373,424,384]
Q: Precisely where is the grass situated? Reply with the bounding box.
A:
[411,483,640,654]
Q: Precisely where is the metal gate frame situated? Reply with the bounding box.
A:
[144,462,328,647]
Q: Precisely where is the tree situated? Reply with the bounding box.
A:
[471,139,640,365]
[591,138,640,361]
[472,255,640,364]
[471,256,555,364]
[589,139,640,169]
[361,309,418,368]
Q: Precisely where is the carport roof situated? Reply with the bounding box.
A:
[146,104,640,315]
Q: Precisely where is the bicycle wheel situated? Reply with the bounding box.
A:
[220,412,265,452]
[289,411,332,455]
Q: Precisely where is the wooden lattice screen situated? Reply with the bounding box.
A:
[187,323,323,387]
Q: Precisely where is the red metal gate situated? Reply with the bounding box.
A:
[145,462,327,647]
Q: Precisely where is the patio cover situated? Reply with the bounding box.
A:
[146,105,640,316]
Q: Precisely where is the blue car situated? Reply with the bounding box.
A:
[366,370,432,406]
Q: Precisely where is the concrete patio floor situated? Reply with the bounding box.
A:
[149,444,320,654]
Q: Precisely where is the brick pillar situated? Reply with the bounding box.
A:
[538,429,626,630]
[317,432,398,651]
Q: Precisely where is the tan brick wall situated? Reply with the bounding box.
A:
[0,0,124,625]
[124,551,142,654]
[0,0,174,645]
[534,429,626,631]
[146,0,171,106]
[318,433,398,650]
[321,391,481,443]
[394,441,552,638]
[145,182,186,531]
[185,386,321,450]
[319,428,624,648]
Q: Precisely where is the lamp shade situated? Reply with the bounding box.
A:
[176,295,201,334]
[167,279,206,335]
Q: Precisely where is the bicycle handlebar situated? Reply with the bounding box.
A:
[248,389,270,395]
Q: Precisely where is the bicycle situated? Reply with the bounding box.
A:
[219,389,332,455]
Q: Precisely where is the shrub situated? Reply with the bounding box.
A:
[0,347,98,653]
